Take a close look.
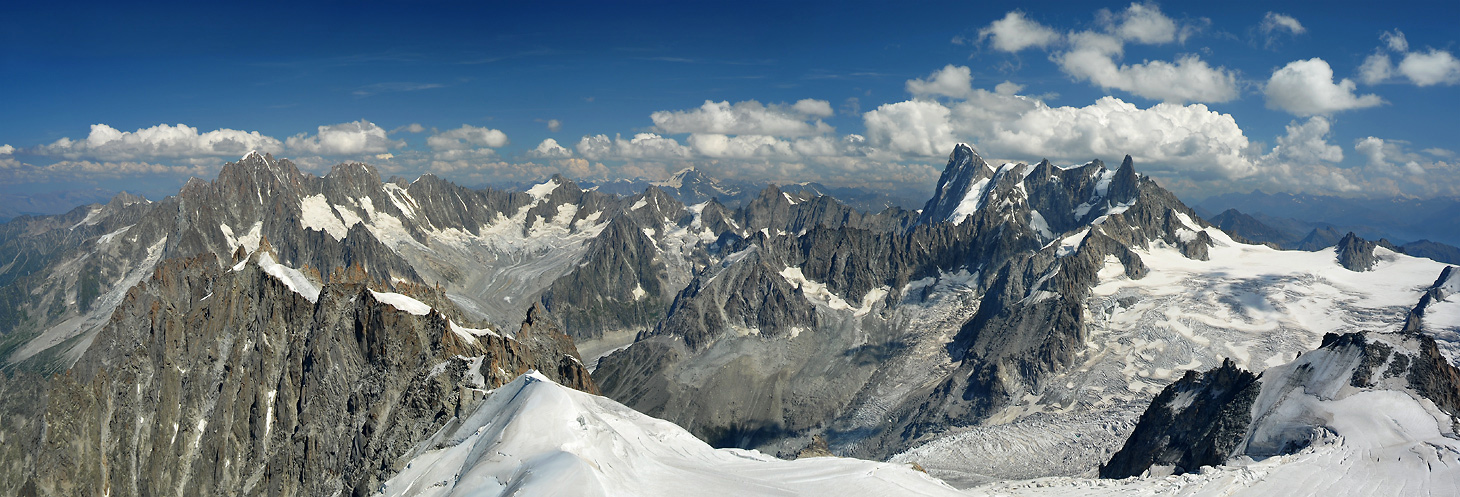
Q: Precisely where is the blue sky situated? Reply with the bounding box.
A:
[3,0,1458,202]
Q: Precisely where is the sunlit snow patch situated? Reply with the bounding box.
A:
[256,252,321,303]
[380,372,964,497]
[369,290,432,316]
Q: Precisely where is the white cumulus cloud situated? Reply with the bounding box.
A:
[974,97,1255,180]
[1359,30,1460,86]
[1263,58,1383,116]
[1265,116,1343,164]
[865,70,1257,182]
[684,134,848,159]
[862,100,957,157]
[287,120,404,155]
[907,65,978,100]
[426,125,510,151]
[1398,49,1460,86]
[1100,2,1180,45]
[39,123,283,161]
[792,99,835,118]
[576,133,693,160]
[1359,53,1394,85]
[978,11,1061,52]
[1356,137,1436,176]
[651,100,833,137]
[1055,32,1239,103]
[0,158,212,183]
[1384,30,1409,52]
[529,138,573,159]
[1258,12,1305,48]
[0,145,13,155]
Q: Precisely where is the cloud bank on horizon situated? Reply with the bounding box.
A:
[3,2,1458,202]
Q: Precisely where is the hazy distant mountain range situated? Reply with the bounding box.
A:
[1205,207,1460,264]
[1197,190,1460,246]
[0,189,118,223]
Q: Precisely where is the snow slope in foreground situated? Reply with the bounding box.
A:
[381,372,964,497]
[967,332,1460,497]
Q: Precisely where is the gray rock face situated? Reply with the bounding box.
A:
[739,185,915,236]
[0,153,640,371]
[648,247,818,351]
[594,147,1216,461]
[1208,208,1294,247]
[0,190,159,371]
[1103,330,1460,479]
[540,212,672,341]
[0,247,595,496]
[1099,359,1260,478]
[1336,232,1380,271]
[916,143,996,226]
[1399,240,1460,265]
[1295,226,1343,251]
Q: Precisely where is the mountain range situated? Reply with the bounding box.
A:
[1197,190,1460,247]
[0,146,1456,495]
[0,188,120,224]
[1205,207,1460,264]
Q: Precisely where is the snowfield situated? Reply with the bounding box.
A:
[892,222,1450,486]
[966,332,1460,497]
[381,372,965,497]
[385,354,1460,497]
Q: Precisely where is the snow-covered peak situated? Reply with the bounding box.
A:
[240,150,265,162]
[525,178,560,202]
[919,143,998,225]
[659,166,698,188]
[380,372,963,497]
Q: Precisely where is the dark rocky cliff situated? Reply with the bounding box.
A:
[1103,330,1460,479]
[0,248,594,496]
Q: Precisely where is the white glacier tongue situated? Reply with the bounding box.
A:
[381,372,963,497]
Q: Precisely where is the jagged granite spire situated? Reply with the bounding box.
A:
[917,143,995,225]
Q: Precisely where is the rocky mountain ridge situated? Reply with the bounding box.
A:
[0,144,1454,493]
[0,242,595,496]
[594,145,1224,462]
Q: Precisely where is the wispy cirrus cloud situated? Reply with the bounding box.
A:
[352,82,446,97]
